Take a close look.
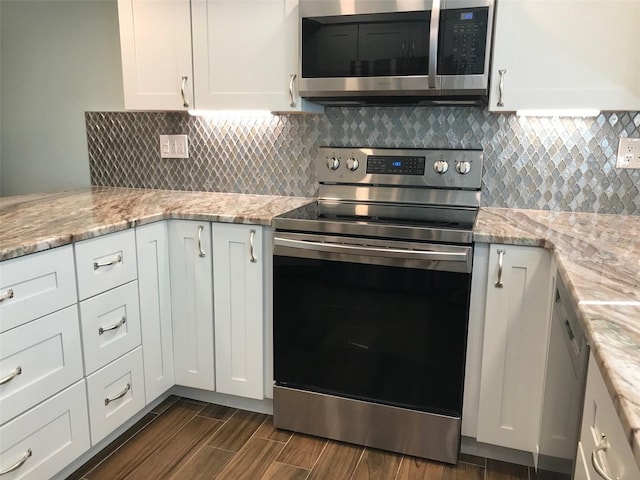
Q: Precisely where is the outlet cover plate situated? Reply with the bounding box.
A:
[159,134,189,159]
[616,137,640,169]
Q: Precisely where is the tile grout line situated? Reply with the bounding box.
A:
[347,447,367,480]
[304,436,330,480]
[392,455,404,480]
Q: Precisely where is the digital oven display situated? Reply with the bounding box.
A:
[366,156,426,175]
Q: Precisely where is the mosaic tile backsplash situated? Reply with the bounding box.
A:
[86,108,640,215]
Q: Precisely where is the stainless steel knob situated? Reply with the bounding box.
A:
[433,160,449,174]
[456,161,471,175]
[327,157,340,170]
[346,157,359,171]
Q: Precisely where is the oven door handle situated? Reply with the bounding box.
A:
[274,237,469,263]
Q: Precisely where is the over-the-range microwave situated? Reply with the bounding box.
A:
[298,0,495,106]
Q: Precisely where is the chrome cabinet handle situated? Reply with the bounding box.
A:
[289,74,297,108]
[249,229,257,263]
[0,288,13,302]
[181,76,189,108]
[497,69,506,107]
[105,383,131,406]
[94,254,122,271]
[99,316,126,335]
[0,448,32,475]
[197,225,206,258]
[0,365,22,386]
[495,249,505,288]
[592,435,620,480]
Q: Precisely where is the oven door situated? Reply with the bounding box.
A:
[273,232,472,417]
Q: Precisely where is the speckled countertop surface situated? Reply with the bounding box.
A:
[0,186,314,261]
[475,208,640,469]
[1,189,639,468]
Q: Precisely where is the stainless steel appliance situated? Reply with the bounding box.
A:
[272,146,483,464]
[538,275,590,479]
[299,0,495,105]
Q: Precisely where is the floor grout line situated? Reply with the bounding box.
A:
[392,454,404,480]
[347,447,367,480]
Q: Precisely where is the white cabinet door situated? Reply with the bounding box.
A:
[212,224,264,400]
[191,0,323,113]
[168,220,215,391]
[136,222,174,403]
[477,244,553,453]
[117,0,193,110]
[578,354,640,480]
[489,0,640,112]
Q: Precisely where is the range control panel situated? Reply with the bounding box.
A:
[316,147,483,190]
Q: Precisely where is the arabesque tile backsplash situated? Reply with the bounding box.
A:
[86,108,640,215]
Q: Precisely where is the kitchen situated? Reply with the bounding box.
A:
[1,1,639,480]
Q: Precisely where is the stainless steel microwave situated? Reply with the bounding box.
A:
[299,0,495,105]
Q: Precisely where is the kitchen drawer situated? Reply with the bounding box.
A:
[86,347,145,445]
[0,380,90,479]
[0,306,83,425]
[75,230,137,300]
[80,281,142,375]
[0,245,77,333]
[579,355,640,480]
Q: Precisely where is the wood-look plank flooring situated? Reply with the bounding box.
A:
[67,396,536,480]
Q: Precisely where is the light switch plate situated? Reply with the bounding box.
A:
[616,137,640,169]
[159,134,189,159]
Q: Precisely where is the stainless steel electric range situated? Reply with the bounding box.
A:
[272,146,482,464]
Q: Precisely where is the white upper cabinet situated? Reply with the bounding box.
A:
[118,0,322,113]
[489,0,640,112]
[117,0,193,110]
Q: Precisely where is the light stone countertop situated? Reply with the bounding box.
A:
[0,186,314,261]
[475,207,640,470]
[1,189,639,469]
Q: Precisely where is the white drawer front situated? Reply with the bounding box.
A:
[75,230,137,300]
[80,281,142,375]
[0,306,83,425]
[86,347,145,445]
[0,245,77,333]
[0,380,90,480]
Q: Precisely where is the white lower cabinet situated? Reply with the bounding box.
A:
[136,222,174,403]
[169,220,215,391]
[86,347,146,445]
[79,281,142,375]
[477,244,553,454]
[575,354,640,480]
[212,223,264,400]
[0,380,90,480]
[0,306,84,425]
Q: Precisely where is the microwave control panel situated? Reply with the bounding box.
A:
[438,7,490,75]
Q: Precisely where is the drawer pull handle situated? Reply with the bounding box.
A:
[0,288,14,302]
[0,365,22,386]
[197,225,206,258]
[105,383,131,406]
[0,448,32,475]
[591,434,620,480]
[99,316,126,335]
[495,249,505,288]
[94,254,123,271]
[249,229,257,263]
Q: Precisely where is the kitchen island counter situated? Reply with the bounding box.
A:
[475,207,640,470]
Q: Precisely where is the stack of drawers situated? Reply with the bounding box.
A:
[75,229,146,445]
[0,246,90,478]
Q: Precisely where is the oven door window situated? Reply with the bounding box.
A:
[302,11,431,78]
[273,255,470,417]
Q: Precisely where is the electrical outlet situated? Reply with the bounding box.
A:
[159,134,189,159]
[616,137,640,169]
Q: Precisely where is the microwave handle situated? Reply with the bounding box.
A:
[428,0,441,88]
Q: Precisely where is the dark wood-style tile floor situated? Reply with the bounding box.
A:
[68,396,536,480]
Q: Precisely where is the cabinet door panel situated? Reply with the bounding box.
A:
[117,0,193,110]
[169,220,215,391]
[136,222,174,403]
[213,224,264,400]
[489,0,640,111]
[477,244,552,453]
